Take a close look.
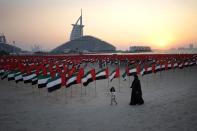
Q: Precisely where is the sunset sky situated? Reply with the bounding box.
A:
[0,0,197,51]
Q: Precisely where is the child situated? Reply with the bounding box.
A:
[110,86,117,105]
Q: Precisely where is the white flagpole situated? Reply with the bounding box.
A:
[80,83,83,97]
[118,77,120,93]
[64,86,68,104]
[107,78,109,92]
[85,84,87,96]
[94,80,96,96]
[71,85,73,97]
[55,90,58,100]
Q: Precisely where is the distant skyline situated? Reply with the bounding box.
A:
[0,0,197,51]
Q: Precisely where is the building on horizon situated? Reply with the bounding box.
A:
[0,33,6,44]
[70,10,84,41]
[189,44,194,49]
[129,46,151,53]
[52,10,116,53]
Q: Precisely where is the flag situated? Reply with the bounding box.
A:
[152,63,156,73]
[155,63,161,73]
[76,68,84,84]
[31,76,38,85]
[136,64,141,75]
[66,73,77,88]
[47,75,62,92]
[142,63,153,76]
[178,61,184,69]
[61,72,67,86]
[0,69,4,76]
[1,71,9,80]
[109,68,119,82]
[8,72,15,81]
[96,67,108,80]
[122,71,127,81]
[127,66,137,76]
[66,68,84,88]
[82,69,95,86]
[38,75,50,88]
[68,66,76,78]
[23,73,36,83]
[14,71,23,83]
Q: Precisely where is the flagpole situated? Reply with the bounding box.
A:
[71,85,73,97]
[64,86,68,104]
[107,78,109,92]
[146,75,148,88]
[32,85,35,95]
[85,84,86,96]
[55,90,58,100]
[46,88,49,97]
[94,80,96,97]
[118,77,120,93]
[39,88,41,96]
[129,75,131,88]
[15,82,18,88]
[80,83,82,97]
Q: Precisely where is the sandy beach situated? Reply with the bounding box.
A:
[0,66,197,131]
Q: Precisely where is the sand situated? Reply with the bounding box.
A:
[0,66,197,131]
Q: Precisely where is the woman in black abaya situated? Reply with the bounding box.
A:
[130,74,144,105]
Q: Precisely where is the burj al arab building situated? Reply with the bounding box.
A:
[70,10,84,41]
[52,10,116,53]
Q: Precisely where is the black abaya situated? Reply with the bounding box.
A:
[130,77,144,105]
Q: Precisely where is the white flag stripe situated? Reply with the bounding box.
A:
[8,73,15,78]
[82,73,92,83]
[109,71,116,81]
[47,78,61,88]
[129,68,136,73]
[23,74,36,81]
[15,75,22,80]
[96,71,106,77]
[66,76,77,85]
[38,77,50,84]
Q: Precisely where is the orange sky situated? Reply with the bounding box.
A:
[0,0,197,51]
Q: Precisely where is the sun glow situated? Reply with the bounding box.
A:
[158,40,167,48]
[149,33,175,49]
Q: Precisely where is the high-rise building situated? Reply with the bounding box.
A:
[70,10,84,41]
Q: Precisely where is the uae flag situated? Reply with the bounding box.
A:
[0,69,4,76]
[184,61,189,67]
[127,66,137,76]
[142,64,153,76]
[14,71,23,83]
[37,75,50,88]
[47,75,62,92]
[178,62,184,69]
[155,63,161,72]
[31,76,38,85]
[23,73,36,83]
[82,69,96,86]
[122,71,127,81]
[8,72,15,81]
[66,68,84,88]
[174,62,178,68]
[95,67,109,80]
[166,61,172,70]
[109,68,119,82]
[66,74,77,88]
[1,71,9,80]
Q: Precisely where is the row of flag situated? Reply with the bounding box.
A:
[0,54,197,93]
